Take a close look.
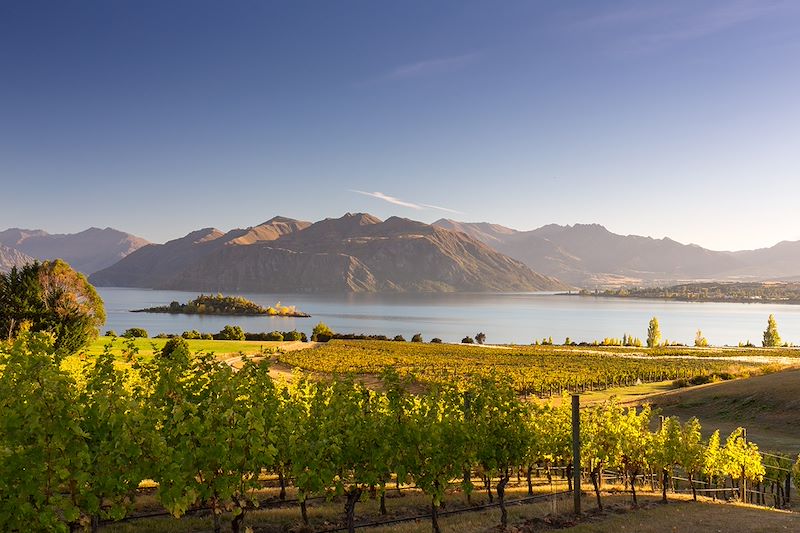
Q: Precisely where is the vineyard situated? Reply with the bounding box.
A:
[1,333,797,532]
[277,340,774,396]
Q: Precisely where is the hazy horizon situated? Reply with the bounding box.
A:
[2,0,799,250]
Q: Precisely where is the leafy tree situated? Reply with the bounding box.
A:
[411,333,423,343]
[763,314,782,347]
[283,330,303,341]
[461,336,474,344]
[161,336,189,358]
[264,331,284,341]
[393,335,406,342]
[312,322,334,341]
[694,330,709,347]
[0,260,105,354]
[217,324,245,341]
[475,332,486,344]
[123,327,148,338]
[647,317,661,348]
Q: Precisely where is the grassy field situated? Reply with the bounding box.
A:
[639,368,800,454]
[76,335,287,361]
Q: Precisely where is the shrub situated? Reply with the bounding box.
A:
[393,335,406,342]
[161,337,189,358]
[105,330,117,337]
[283,330,303,342]
[411,333,423,343]
[215,325,245,341]
[461,336,474,344]
[123,328,148,338]
[182,330,202,340]
[311,322,334,342]
[264,331,284,342]
[430,338,443,344]
[201,333,213,340]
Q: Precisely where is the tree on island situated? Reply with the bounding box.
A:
[0,260,105,354]
[763,314,782,347]
[647,317,661,348]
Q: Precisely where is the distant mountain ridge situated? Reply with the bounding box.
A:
[89,214,566,293]
[433,219,800,287]
[0,244,34,273]
[0,227,149,274]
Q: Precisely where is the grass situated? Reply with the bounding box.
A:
[77,336,292,362]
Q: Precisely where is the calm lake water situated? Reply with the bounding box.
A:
[97,287,800,346]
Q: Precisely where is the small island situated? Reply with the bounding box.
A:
[132,294,310,317]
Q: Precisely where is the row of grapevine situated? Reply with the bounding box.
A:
[279,339,764,394]
[0,333,788,533]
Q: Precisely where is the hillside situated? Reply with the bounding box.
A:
[0,226,149,274]
[434,219,800,287]
[90,213,566,293]
[0,244,33,273]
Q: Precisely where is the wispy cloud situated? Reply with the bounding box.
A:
[351,190,464,214]
[356,53,481,87]
[386,53,480,80]
[573,0,798,55]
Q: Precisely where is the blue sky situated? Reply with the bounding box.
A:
[1,0,798,250]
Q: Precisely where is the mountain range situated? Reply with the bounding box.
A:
[88,214,565,292]
[433,219,800,287]
[5,216,800,290]
[0,227,149,275]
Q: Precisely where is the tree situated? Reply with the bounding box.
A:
[123,327,148,338]
[763,314,782,347]
[475,332,486,344]
[161,336,189,358]
[312,322,334,341]
[646,317,661,348]
[0,260,105,354]
[461,336,474,344]
[411,333,423,343]
[217,324,245,341]
[430,337,443,344]
[694,330,709,347]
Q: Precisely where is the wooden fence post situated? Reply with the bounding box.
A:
[572,394,581,515]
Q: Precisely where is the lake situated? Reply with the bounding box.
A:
[96,287,800,346]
